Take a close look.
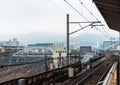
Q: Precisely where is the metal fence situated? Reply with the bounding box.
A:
[0,55,81,85]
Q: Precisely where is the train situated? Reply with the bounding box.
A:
[90,56,106,68]
[81,55,106,69]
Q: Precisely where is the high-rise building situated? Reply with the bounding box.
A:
[0,38,19,46]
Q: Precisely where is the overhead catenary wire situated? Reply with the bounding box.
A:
[64,0,104,34]
[94,27,109,39]
[64,0,110,40]
[102,27,111,38]
[78,0,107,30]
[47,0,66,14]
[78,23,82,28]
[99,23,111,39]
[64,0,89,22]
[78,0,99,21]
[69,23,94,35]
[64,0,92,36]
[78,0,111,39]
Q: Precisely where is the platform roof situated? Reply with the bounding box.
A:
[93,0,120,31]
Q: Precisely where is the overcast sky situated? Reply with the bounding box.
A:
[0,0,119,42]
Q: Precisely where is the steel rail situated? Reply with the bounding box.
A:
[76,62,111,85]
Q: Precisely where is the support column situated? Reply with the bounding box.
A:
[117,60,119,85]
[67,14,69,65]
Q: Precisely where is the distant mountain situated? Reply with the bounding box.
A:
[0,32,65,44]
[20,32,66,44]
[0,32,108,46]
[70,33,108,46]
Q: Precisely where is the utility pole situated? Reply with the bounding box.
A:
[66,14,102,78]
[66,14,102,65]
[67,14,69,65]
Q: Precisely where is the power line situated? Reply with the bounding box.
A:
[78,0,99,21]
[78,0,112,39]
[94,27,109,39]
[78,23,82,28]
[69,23,93,35]
[78,1,110,38]
[102,27,111,38]
[47,0,66,14]
[64,0,109,40]
[64,0,89,22]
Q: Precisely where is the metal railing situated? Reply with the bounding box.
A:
[0,55,81,85]
[97,61,118,85]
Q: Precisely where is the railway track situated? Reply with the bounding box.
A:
[0,56,108,85]
[65,60,111,85]
[76,61,111,85]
